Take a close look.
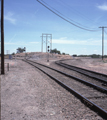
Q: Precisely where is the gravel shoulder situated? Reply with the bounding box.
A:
[1,59,104,120]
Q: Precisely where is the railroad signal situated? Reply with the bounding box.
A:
[24,47,26,51]
[47,46,50,53]
[47,46,50,62]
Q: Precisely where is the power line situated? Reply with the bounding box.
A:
[104,29,107,34]
[56,0,100,26]
[58,1,107,28]
[41,0,88,28]
[36,0,98,32]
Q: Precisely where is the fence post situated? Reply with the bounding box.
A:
[7,63,9,71]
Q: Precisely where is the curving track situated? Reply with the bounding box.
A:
[56,60,107,83]
[23,59,107,119]
[54,60,107,90]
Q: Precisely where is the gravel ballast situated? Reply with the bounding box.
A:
[1,59,104,120]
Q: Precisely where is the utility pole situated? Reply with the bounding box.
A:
[41,34,43,52]
[51,35,52,51]
[1,0,5,74]
[40,35,43,52]
[99,26,107,60]
[46,34,47,53]
[41,33,52,53]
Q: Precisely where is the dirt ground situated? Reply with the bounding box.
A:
[1,56,106,120]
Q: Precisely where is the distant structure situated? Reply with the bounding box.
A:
[6,50,10,55]
[99,26,107,60]
[41,33,52,53]
[9,55,12,59]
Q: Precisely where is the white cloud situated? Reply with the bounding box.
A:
[4,12,16,24]
[5,41,39,46]
[5,42,16,45]
[29,42,39,44]
[60,37,68,40]
[94,50,98,52]
[97,3,107,11]
[52,38,107,46]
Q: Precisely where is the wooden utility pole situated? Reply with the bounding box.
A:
[99,26,107,60]
[1,0,5,74]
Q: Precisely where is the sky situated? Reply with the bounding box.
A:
[1,0,107,55]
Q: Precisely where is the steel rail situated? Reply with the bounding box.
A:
[23,59,107,94]
[55,61,107,84]
[23,59,107,119]
[58,59,107,77]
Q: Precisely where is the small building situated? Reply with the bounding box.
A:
[9,55,12,59]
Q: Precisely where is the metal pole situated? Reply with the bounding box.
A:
[46,34,47,53]
[102,27,104,60]
[99,26,107,60]
[51,34,52,51]
[7,63,9,71]
[49,34,52,52]
[42,33,52,53]
[24,47,26,59]
[47,46,49,62]
[42,34,43,52]
[1,0,5,74]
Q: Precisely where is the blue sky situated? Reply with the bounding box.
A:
[2,0,107,55]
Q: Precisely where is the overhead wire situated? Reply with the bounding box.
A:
[57,0,99,26]
[40,0,88,28]
[104,29,107,34]
[57,0,107,28]
[36,0,99,32]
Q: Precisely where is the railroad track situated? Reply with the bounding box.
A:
[55,60,107,86]
[23,59,107,119]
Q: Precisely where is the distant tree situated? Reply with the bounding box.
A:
[90,54,101,58]
[50,48,61,54]
[17,47,25,53]
[72,54,77,57]
[78,55,88,57]
[11,52,15,55]
[57,50,61,54]
[62,52,65,55]
[51,48,57,53]
[78,54,102,58]
[104,55,107,58]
